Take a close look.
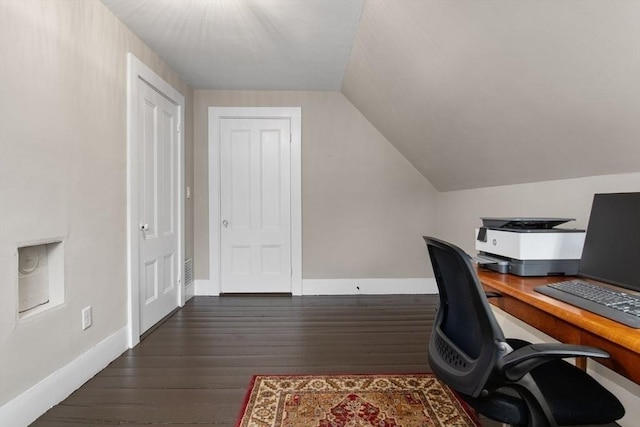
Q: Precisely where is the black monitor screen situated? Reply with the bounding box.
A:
[578,192,640,292]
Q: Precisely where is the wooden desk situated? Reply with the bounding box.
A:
[477,268,640,385]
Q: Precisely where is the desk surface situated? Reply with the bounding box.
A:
[477,268,640,384]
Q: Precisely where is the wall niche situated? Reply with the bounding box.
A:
[18,241,64,319]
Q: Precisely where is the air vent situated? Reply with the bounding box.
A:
[184,258,193,286]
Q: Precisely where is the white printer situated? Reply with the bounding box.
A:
[475,218,585,276]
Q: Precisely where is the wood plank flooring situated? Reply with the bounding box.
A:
[32,295,439,426]
[30,295,616,426]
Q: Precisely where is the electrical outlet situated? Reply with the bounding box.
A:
[82,306,92,330]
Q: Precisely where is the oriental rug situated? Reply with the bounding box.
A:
[236,374,480,427]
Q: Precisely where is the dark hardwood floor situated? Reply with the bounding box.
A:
[32,295,442,425]
[31,295,617,426]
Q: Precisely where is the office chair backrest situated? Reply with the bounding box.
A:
[424,236,506,397]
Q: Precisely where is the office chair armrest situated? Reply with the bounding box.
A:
[498,343,610,381]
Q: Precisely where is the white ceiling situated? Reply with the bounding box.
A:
[101,0,640,191]
[101,0,365,90]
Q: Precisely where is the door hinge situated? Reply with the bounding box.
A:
[177,122,182,133]
[289,134,292,143]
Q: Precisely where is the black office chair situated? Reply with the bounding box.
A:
[423,236,625,427]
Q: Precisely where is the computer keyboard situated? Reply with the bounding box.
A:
[535,280,640,328]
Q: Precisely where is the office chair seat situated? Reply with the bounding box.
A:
[461,339,623,426]
[423,237,625,426]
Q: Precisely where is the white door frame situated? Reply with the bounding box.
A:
[208,107,302,296]
[126,53,186,348]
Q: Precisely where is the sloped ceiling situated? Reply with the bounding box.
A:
[101,0,640,191]
[342,0,640,191]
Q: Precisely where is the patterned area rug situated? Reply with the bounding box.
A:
[236,374,480,427]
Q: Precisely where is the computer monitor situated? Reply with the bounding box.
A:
[578,192,640,292]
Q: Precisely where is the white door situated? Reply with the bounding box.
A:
[138,81,180,332]
[220,118,292,293]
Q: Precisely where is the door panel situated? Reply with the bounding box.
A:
[138,81,179,332]
[230,130,251,229]
[160,110,175,236]
[144,260,157,303]
[220,118,291,293]
[142,99,158,239]
[261,130,283,229]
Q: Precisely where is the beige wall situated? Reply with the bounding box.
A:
[194,91,439,281]
[0,0,193,405]
[437,173,640,254]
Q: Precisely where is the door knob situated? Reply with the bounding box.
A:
[140,223,149,231]
[222,220,229,228]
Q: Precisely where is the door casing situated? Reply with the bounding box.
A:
[208,107,302,296]
[127,53,185,348]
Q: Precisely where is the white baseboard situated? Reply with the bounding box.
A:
[0,326,128,427]
[194,279,219,296]
[301,278,437,295]
[193,278,436,296]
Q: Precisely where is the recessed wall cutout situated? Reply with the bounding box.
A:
[18,241,64,319]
